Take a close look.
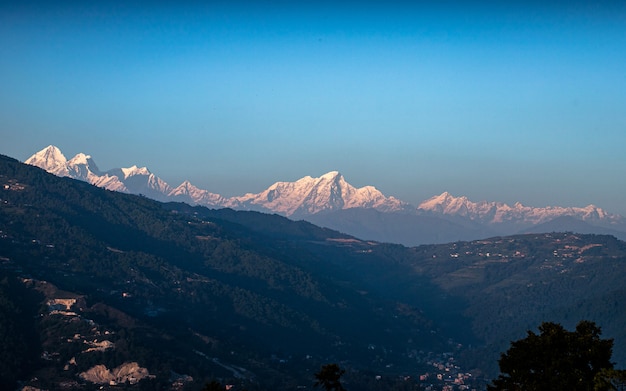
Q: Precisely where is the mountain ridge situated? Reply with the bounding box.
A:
[25,145,626,244]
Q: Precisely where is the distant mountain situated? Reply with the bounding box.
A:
[25,145,626,245]
[416,191,626,241]
[232,170,411,217]
[168,180,231,206]
[519,215,626,238]
[26,145,173,201]
[306,208,497,246]
[25,146,407,215]
[418,191,618,229]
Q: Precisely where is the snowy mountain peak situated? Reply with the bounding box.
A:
[120,165,151,179]
[170,180,209,196]
[67,152,91,166]
[235,171,410,217]
[67,153,102,177]
[320,171,342,180]
[25,145,69,176]
[25,146,172,200]
[168,180,231,207]
[418,192,617,226]
[28,144,66,162]
[25,146,623,236]
[418,192,458,212]
[178,180,195,189]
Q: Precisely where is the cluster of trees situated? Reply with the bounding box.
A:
[489,320,626,391]
[201,320,626,390]
[211,321,626,391]
[0,276,41,389]
[323,320,625,391]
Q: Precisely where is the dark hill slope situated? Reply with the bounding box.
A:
[0,154,469,390]
[166,204,626,377]
[407,233,626,375]
[3,153,626,388]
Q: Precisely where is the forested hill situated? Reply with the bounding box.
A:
[2,153,626,390]
[0,154,472,390]
[406,231,626,375]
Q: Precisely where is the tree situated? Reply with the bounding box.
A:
[314,363,346,391]
[202,380,223,391]
[594,368,626,391]
[489,320,615,390]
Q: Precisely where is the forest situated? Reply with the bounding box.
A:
[2,153,626,390]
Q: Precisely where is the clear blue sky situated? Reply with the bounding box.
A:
[2,1,626,214]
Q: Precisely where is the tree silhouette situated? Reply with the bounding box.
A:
[202,380,223,391]
[489,320,615,390]
[314,363,346,391]
[594,368,626,391]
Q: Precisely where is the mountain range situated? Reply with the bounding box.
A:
[3,151,626,390]
[26,145,626,244]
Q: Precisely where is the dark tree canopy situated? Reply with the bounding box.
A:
[594,368,626,391]
[314,363,346,391]
[489,320,615,391]
[202,380,224,391]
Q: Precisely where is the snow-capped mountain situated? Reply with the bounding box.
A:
[25,146,407,216]
[169,180,232,207]
[417,191,615,226]
[24,145,626,245]
[26,146,171,201]
[24,145,70,177]
[233,171,411,217]
[66,153,102,179]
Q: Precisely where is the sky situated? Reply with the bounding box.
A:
[1,1,626,214]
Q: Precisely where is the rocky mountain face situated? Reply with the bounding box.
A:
[26,145,626,245]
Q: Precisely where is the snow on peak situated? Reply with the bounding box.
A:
[28,145,66,163]
[25,145,69,176]
[24,146,622,227]
[68,153,91,166]
[170,180,204,195]
[25,146,173,199]
[168,180,230,207]
[418,193,616,225]
[320,171,342,180]
[179,180,195,189]
[121,165,151,179]
[418,192,457,212]
[235,171,410,216]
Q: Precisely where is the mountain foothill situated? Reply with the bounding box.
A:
[1,149,625,389]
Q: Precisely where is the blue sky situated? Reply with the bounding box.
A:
[2,1,626,214]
